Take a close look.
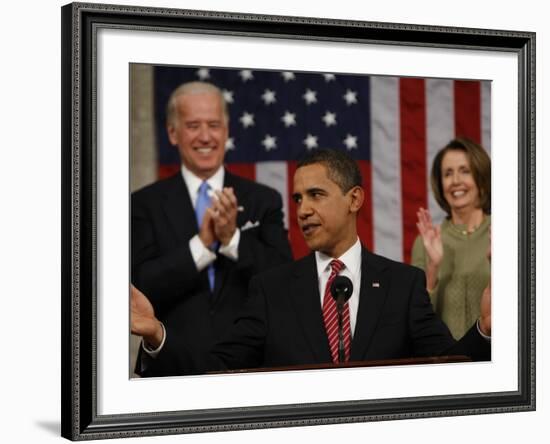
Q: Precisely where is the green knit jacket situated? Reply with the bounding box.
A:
[411,215,491,340]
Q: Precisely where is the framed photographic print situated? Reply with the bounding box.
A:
[61,2,535,440]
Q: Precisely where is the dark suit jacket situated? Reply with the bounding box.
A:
[147,247,490,375]
[132,170,292,375]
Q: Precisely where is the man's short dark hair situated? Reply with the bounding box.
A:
[297,149,362,193]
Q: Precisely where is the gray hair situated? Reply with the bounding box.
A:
[166,81,229,127]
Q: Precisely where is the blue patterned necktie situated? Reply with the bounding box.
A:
[196,181,215,291]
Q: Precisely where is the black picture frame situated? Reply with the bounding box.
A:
[61,2,536,440]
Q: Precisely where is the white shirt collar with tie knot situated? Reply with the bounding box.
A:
[315,238,362,336]
[180,163,225,208]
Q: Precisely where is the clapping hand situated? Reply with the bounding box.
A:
[199,204,216,247]
[416,208,443,267]
[210,187,239,246]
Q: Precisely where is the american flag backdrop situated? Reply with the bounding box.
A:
[153,65,491,263]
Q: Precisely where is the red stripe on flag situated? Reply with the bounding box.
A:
[158,164,180,180]
[287,161,310,260]
[357,161,373,251]
[454,80,481,143]
[225,163,256,182]
[400,78,427,264]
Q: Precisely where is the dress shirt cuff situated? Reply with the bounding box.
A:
[141,322,166,358]
[189,235,217,271]
[476,319,491,342]
[218,229,240,261]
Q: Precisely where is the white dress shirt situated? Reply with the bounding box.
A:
[315,238,362,338]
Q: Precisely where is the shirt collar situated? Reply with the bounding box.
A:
[315,237,362,277]
[180,163,225,198]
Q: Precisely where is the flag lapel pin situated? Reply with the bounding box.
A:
[372,282,380,288]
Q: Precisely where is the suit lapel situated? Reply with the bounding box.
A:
[350,249,391,361]
[290,254,332,363]
[162,174,197,244]
[225,171,250,229]
[162,174,213,295]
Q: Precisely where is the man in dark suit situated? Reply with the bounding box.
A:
[131,81,292,375]
[132,149,490,375]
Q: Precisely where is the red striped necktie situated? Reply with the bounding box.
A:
[322,259,351,363]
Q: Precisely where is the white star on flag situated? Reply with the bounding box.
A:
[303,89,318,105]
[343,134,358,150]
[261,89,277,105]
[322,111,337,127]
[222,89,234,104]
[323,73,336,82]
[225,137,235,151]
[239,70,254,82]
[281,111,297,127]
[196,68,210,80]
[281,71,296,82]
[343,89,358,105]
[261,134,277,151]
[239,112,255,128]
[303,134,318,150]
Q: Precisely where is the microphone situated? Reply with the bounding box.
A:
[330,276,353,363]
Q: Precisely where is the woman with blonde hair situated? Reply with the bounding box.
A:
[412,138,491,340]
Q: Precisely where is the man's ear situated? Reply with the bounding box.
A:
[166,124,177,146]
[349,186,365,214]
